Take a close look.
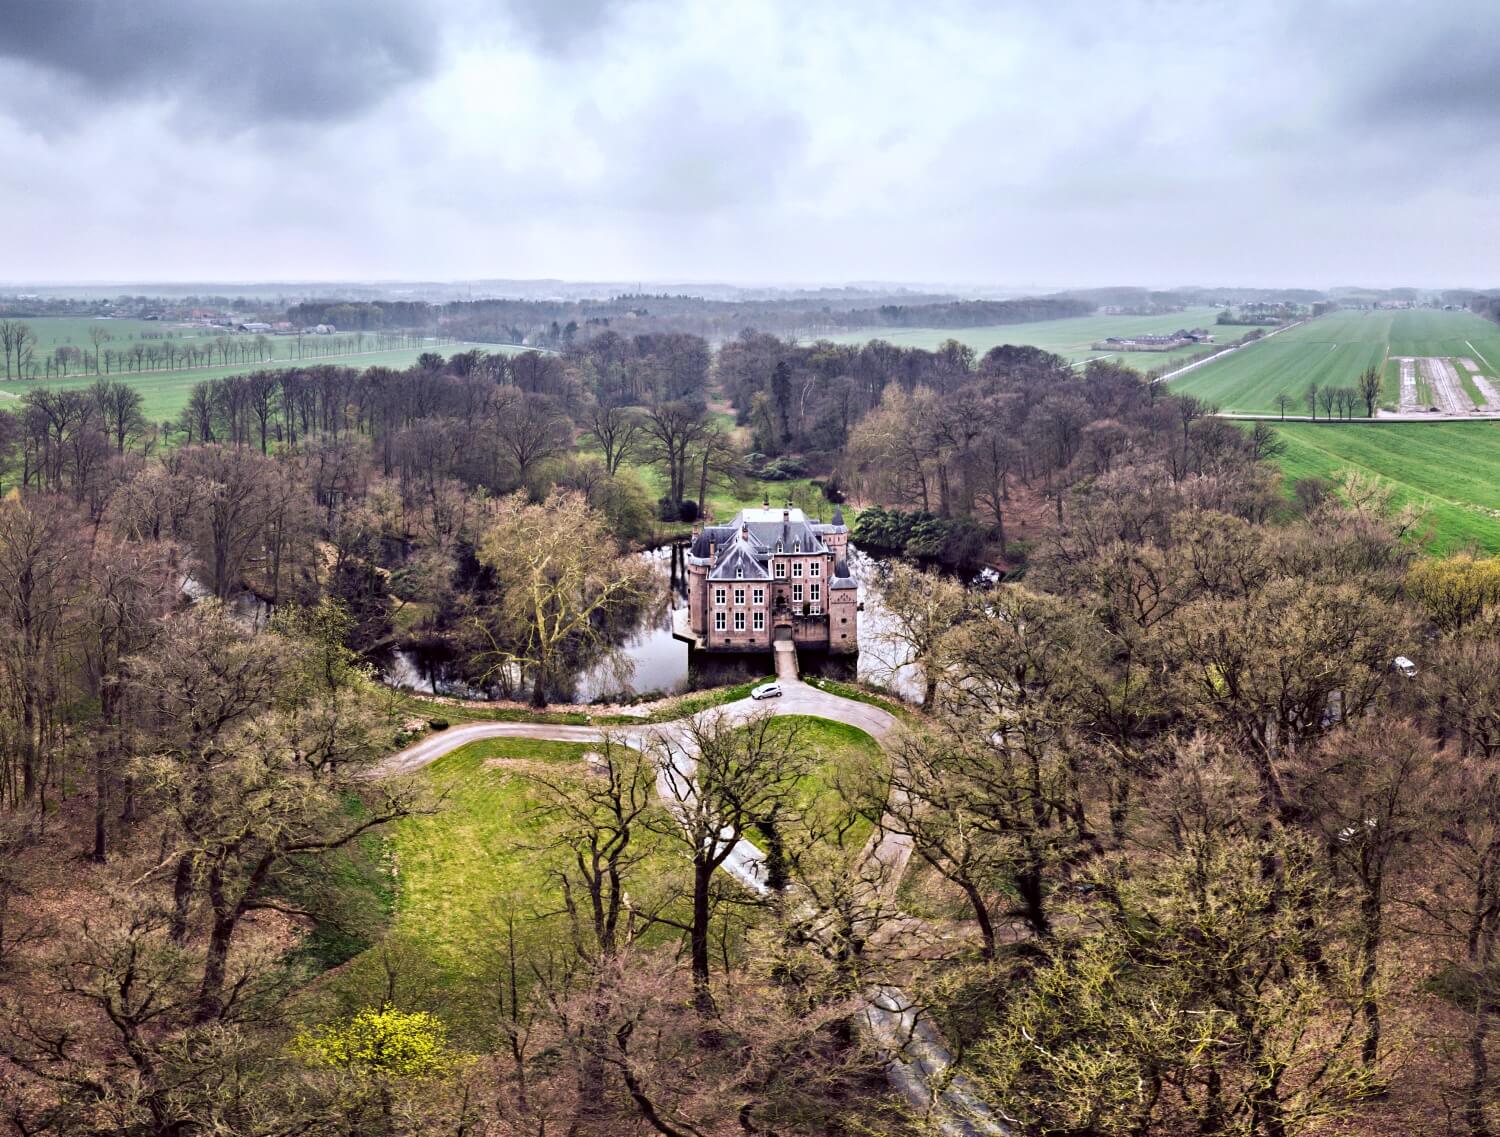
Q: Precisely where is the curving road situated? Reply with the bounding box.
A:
[379,675,1007,1136]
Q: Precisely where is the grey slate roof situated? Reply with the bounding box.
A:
[696,508,856,586]
[732,508,829,556]
[707,533,771,581]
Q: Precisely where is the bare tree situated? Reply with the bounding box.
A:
[651,712,808,1012]
[582,401,642,476]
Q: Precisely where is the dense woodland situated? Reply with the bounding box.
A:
[0,326,1497,1137]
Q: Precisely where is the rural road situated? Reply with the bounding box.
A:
[380,676,1007,1135]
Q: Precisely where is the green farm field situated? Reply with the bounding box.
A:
[807,306,1228,366]
[1170,309,1500,413]
[0,317,515,421]
[1271,421,1500,553]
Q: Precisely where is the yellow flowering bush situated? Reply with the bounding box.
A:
[292,1007,459,1079]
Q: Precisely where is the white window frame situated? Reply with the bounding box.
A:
[735,567,743,579]
[792,561,803,577]
[810,561,821,577]
[774,562,786,579]
[810,605,822,615]
[753,611,765,631]
[734,587,745,606]
[714,612,726,631]
[714,587,726,606]
[752,587,764,605]
[793,583,804,603]
[733,611,746,631]
[810,582,821,603]
[792,540,800,553]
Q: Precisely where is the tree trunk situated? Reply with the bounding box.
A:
[691,858,715,1014]
[1465,995,1492,1137]
[195,868,235,1023]
[958,878,996,960]
[170,852,196,943]
[91,752,109,863]
[1360,891,1382,1068]
[1016,860,1050,939]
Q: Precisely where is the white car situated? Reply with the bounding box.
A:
[750,682,783,700]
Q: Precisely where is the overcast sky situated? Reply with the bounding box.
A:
[0,0,1490,290]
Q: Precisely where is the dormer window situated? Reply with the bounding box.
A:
[735,568,743,579]
[792,540,800,553]
[775,541,782,553]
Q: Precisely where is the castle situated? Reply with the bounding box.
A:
[680,505,858,653]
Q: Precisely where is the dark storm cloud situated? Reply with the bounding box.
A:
[1293,2,1500,138]
[0,0,440,126]
[1347,33,1500,132]
[0,0,1496,286]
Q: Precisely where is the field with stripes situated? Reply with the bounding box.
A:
[1169,309,1500,415]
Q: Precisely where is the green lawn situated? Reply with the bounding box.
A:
[613,452,846,535]
[805,306,1228,367]
[1271,421,1500,553]
[1171,309,1500,414]
[354,717,879,987]
[376,737,689,983]
[765,715,883,851]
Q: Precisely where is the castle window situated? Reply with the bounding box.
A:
[793,540,800,553]
[752,587,765,605]
[774,562,786,579]
[714,587,726,606]
[793,583,804,603]
[733,611,746,631]
[735,567,743,579]
[811,605,822,615]
[810,582,821,603]
[775,541,782,553]
[734,587,745,606]
[753,611,765,631]
[792,561,803,577]
[810,561,820,577]
[714,612,726,631]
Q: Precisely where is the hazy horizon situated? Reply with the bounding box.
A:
[0,0,1492,288]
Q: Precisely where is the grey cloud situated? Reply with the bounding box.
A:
[0,0,1496,286]
[485,0,638,53]
[0,0,440,127]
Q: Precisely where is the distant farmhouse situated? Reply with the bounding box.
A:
[679,506,858,654]
[1093,328,1215,352]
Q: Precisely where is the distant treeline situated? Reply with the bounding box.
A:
[849,297,1090,327]
[1471,296,1500,324]
[282,294,1093,346]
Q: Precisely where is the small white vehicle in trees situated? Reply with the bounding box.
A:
[1393,656,1417,679]
[751,682,783,700]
